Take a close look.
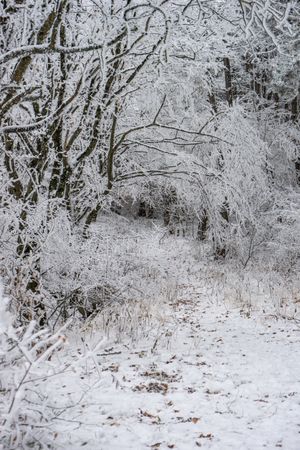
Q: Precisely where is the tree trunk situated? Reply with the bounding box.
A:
[224,57,233,107]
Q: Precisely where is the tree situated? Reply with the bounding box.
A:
[0,0,299,325]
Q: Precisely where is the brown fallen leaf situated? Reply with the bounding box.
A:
[141,370,179,383]
[198,433,213,439]
[103,363,119,373]
[191,417,201,424]
[205,389,220,395]
[176,417,201,424]
[134,382,168,394]
[139,409,161,423]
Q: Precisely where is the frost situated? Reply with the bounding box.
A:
[0,284,12,334]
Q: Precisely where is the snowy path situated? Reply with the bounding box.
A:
[52,285,300,449]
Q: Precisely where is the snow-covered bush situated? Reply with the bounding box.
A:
[0,284,66,448]
[40,214,188,323]
[0,282,108,449]
[0,0,299,328]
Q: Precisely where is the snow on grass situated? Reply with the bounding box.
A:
[32,278,300,450]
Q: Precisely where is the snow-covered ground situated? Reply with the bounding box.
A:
[38,280,300,450]
[1,224,300,450]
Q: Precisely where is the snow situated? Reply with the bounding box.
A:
[37,280,300,450]
[1,227,300,449]
[1,1,300,448]
[0,285,11,334]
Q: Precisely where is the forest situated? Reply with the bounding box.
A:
[0,1,300,449]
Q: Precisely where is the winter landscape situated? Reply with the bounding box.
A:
[0,1,300,449]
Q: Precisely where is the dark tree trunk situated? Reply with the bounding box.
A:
[197,211,208,241]
[224,57,233,107]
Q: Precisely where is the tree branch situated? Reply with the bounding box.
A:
[0,30,127,66]
[0,77,83,134]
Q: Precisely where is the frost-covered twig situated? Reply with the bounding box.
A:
[0,284,106,448]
